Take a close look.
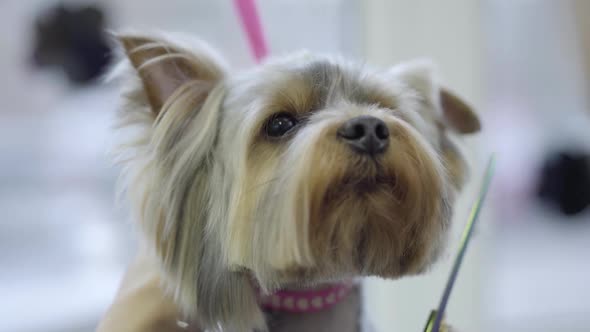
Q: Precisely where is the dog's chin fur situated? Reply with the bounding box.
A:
[112,32,479,331]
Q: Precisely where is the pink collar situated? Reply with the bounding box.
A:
[258,280,355,313]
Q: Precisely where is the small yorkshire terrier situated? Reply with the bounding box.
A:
[102,32,480,332]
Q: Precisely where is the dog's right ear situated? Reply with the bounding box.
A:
[390,59,481,134]
[117,34,226,114]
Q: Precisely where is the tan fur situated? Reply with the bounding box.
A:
[109,32,480,331]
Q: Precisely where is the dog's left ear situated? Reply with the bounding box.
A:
[391,60,481,134]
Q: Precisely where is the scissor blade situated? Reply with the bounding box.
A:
[426,156,495,332]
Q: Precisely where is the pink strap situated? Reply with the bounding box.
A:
[233,0,268,63]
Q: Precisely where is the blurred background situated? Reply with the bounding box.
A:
[1,0,589,331]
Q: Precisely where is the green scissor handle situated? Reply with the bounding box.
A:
[423,156,496,332]
[423,310,438,332]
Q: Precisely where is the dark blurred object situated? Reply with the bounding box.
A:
[31,4,112,84]
[537,150,590,216]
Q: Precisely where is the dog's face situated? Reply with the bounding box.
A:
[115,34,480,330]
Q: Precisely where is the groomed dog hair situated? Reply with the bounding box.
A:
[111,32,480,331]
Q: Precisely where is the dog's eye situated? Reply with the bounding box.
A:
[265,113,298,137]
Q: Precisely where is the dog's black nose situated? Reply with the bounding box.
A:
[338,116,389,155]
